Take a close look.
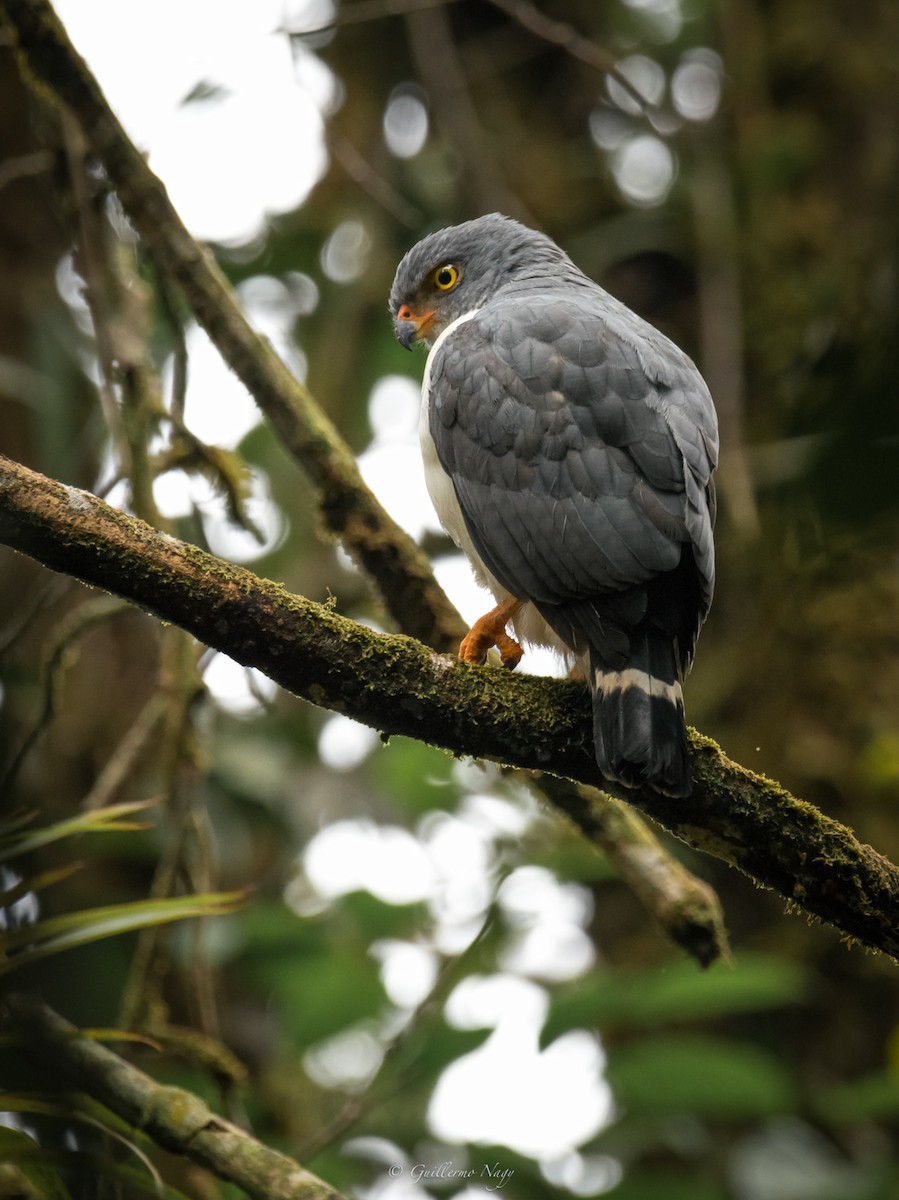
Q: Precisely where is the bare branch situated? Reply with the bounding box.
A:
[286,0,460,37]
[326,126,424,227]
[537,775,729,967]
[691,149,759,535]
[0,594,130,798]
[487,0,657,116]
[404,3,536,223]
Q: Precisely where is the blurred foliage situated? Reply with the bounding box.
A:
[2,0,899,1197]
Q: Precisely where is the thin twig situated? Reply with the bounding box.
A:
[82,693,165,810]
[0,570,70,656]
[0,595,130,799]
[691,148,759,535]
[487,0,657,115]
[538,776,727,966]
[285,0,459,37]
[152,262,189,423]
[59,114,227,1072]
[299,899,502,1160]
[60,110,128,477]
[404,3,536,222]
[326,127,423,227]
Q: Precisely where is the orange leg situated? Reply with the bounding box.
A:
[459,598,524,669]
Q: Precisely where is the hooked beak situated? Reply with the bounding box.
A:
[394,304,434,351]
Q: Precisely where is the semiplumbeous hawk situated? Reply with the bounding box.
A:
[389,214,718,797]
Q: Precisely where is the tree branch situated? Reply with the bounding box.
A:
[404,3,536,223]
[537,774,729,967]
[486,0,659,116]
[0,0,462,654]
[1,0,732,964]
[2,453,898,959]
[1,993,345,1200]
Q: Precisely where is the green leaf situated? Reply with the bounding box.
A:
[0,862,83,905]
[0,1134,194,1200]
[0,889,246,974]
[606,1034,797,1118]
[541,953,806,1045]
[0,1094,166,1191]
[0,800,157,862]
[0,1126,73,1200]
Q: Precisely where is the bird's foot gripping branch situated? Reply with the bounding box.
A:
[2,452,899,959]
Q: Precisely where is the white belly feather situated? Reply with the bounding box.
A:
[419,311,575,666]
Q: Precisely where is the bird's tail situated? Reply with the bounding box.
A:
[589,633,691,798]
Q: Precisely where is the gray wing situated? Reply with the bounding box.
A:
[428,288,718,654]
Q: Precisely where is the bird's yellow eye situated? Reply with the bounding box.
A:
[433,263,460,291]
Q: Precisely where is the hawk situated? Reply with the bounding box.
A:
[389,214,718,797]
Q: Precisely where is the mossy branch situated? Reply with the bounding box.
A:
[0,0,461,654]
[1,0,731,964]
[1,993,345,1200]
[1,453,898,958]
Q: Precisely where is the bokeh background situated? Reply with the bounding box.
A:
[2,0,899,1196]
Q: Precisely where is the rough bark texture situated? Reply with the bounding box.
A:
[2,452,898,959]
[0,0,463,654]
[1,993,344,1200]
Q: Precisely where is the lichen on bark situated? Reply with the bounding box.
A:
[3,451,899,959]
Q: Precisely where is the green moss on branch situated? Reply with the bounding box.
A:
[0,0,732,965]
[0,0,463,653]
[2,453,899,958]
[1,994,344,1200]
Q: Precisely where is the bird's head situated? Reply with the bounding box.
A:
[388,213,571,350]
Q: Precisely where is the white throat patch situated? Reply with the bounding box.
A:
[419,308,482,557]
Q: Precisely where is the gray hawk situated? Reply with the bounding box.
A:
[389,214,718,797]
